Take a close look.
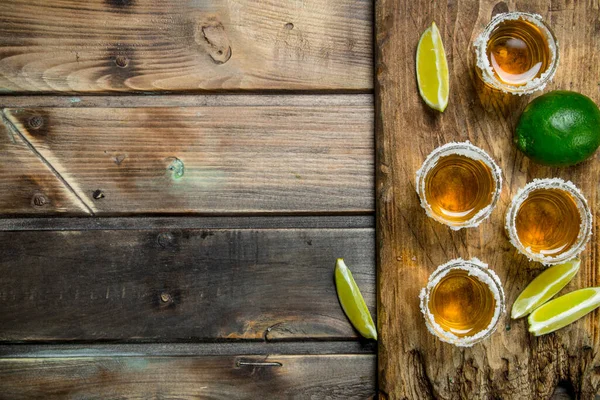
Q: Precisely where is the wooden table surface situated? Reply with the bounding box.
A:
[376,1,600,399]
[0,0,376,398]
[1,0,598,399]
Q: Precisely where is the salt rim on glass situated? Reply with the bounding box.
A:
[473,12,559,95]
[505,178,593,265]
[419,258,506,347]
[415,141,502,230]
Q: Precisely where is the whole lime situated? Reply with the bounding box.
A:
[515,91,600,166]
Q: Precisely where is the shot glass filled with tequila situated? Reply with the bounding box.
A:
[416,142,502,230]
[505,178,592,265]
[419,258,505,347]
[473,12,559,94]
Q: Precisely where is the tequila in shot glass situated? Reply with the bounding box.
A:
[416,142,502,230]
[505,178,592,265]
[419,258,505,347]
[473,12,559,94]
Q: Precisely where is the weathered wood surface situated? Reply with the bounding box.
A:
[0,94,374,108]
[0,215,374,231]
[0,342,376,357]
[0,228,374,341]
[0,113,89,215]
[0,96,373,215]
[0,354,376,399]
[0,0,372,93]
[376,1,600,399]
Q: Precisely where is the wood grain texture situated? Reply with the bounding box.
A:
[0,215,374,231]
[0,111,89,215]
[376,1,600,399]
[0,0,372,93]
[0,94,374,108]
[0,355,376,399]
[0,228,374,341]
[1,97,374,214]
[0,342,376,357]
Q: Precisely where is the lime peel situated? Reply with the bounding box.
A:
[511,258,580,319]
[416,22,449,112]
[334,258,377,340]
[528,287,600,336]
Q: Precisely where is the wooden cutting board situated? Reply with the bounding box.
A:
[375,1,600,398]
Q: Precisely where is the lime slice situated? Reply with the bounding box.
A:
[335,258,377,340]
[528,287,600,336]
[416,22,450,112]
[511,259,580,319]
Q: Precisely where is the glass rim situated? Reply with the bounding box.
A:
[505,178,593,265]
[415,141,503,230]
[419,258,506,347]
[473,11,559,95]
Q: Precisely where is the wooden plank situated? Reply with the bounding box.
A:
[0,94,374,108]
[0,355,376,399]
[0,228,374,341]
[376,1,600,399]
[2,100,374,215]
[0,215,374,231]
[0,342,376,358]
[0,0,372,93]
[0,111,89,216]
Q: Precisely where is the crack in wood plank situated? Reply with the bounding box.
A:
[0,109,16,144]
[1,109,94,215]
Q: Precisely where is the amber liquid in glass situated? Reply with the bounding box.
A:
[424,154,494,224]
[516,188,581,256]
[428,269,496,337]
[487,18,551,86]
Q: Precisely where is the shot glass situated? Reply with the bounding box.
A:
[473,12,559,95]
[419,258,506,347]
[415,142,502,230]
[505,178,592,265]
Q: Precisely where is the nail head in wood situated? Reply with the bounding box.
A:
[115,55,129,68]
[157,232,175,248]
[31,193,48,207]
[160,292,172,303]
[27,115,44,130]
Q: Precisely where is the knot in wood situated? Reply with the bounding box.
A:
[28,115,44,130]
[491,2,509,18]
[195,19,232,65]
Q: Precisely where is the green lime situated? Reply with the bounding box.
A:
[511,258,580,319]
[515,91,600,166]
[334,258,377,340]
[528,287,600,336]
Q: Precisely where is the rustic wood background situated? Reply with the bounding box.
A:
[3,0,597,398]
[0,0,376,398]
[377,0,600,399]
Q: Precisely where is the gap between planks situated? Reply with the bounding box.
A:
[0,94,373,109]
[0,215,374,231]
[0,341,376,358]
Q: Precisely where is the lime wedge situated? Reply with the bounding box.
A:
[335,258,377,340]
[416,22,450,112]
[528,287,600,336]
[511,259,580,319]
